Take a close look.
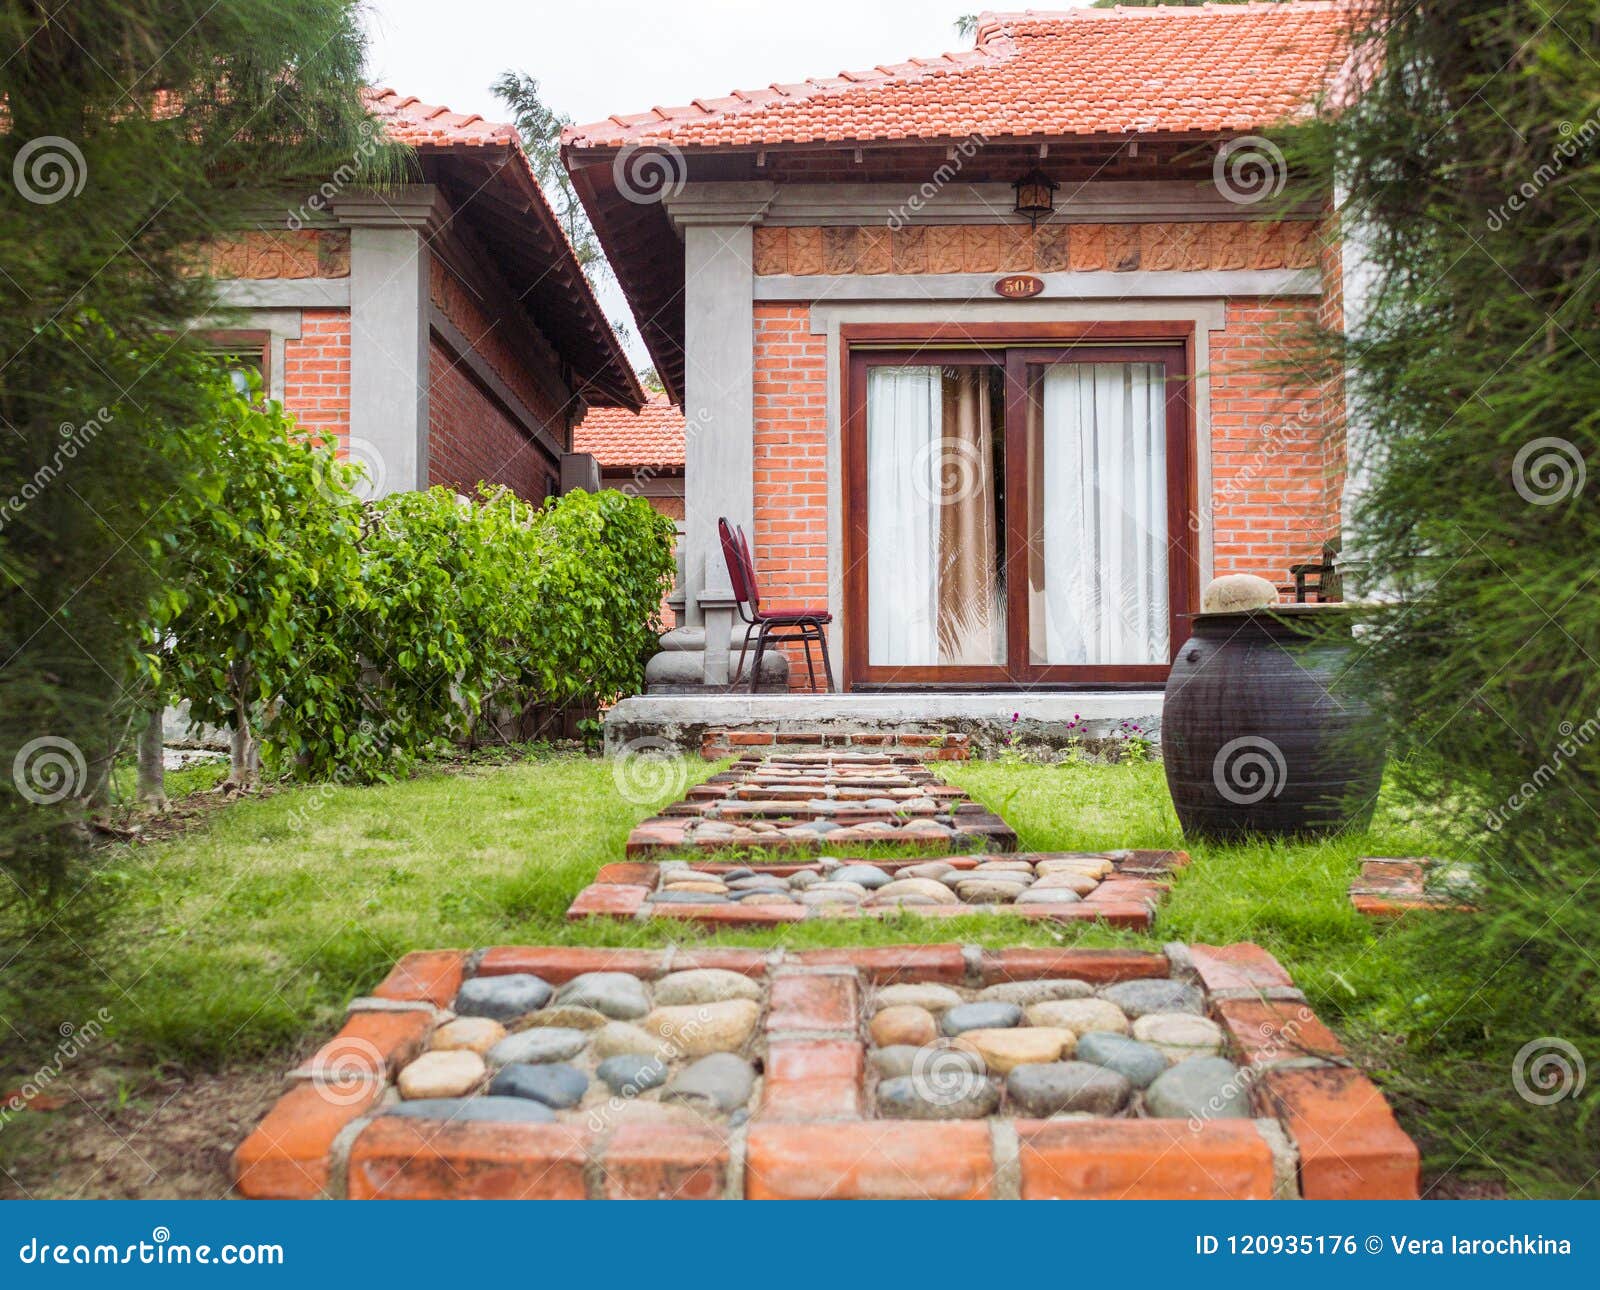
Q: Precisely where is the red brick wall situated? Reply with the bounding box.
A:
[749,268,1346,689]
[1208,298,1342,583]
[427,338,559,500]
[281,309,351,451]
[753,305,831,684]
[426,255,568,501]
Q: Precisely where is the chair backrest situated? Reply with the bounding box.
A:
[717,517,754,610]
[735,525,761,612]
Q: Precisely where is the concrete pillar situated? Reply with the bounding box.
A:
[679,221,757,630]
[349,226,429,493]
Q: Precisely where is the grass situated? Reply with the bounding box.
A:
[0,747,1553,1195]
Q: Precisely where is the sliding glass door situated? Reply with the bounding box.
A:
[846,341,1191,686]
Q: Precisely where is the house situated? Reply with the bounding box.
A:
[564,3,1359,740]
[202,89,641,502]
[573,392,686,523]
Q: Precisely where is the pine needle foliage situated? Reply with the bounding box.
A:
[1296,0,1599,1194]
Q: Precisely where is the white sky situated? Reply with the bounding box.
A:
[361,0,1090,370]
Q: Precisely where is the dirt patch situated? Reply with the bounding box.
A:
[0,1061,289,1199]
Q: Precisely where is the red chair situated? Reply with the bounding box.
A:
[718,517,835,693]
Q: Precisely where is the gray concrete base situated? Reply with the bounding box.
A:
[604,690,1163,757]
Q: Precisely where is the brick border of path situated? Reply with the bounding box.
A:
[233,942,1419,1201]
[627,751,1017,856]
[1349,858,1474,918]
[565,851,1187,929]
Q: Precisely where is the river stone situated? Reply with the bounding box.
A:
[1145,1056,1249,1120]
[383,1096,554,1124]
[871,878,959,906]
[727,876,789,892]
[429,1016,506,1054]
[1026,998,1130,1036]
[1006,1061,1133,1116]
[870,1005,939,1048]
[662,1053,756,1112]
[800,886,865,906]
[1013,888,1084,905]
[555,972,652,1020]
[953,1026,1076,1074]
[648,890,729,904]
[487,1027,588,1067]
[592,1021,667,1060]
[955,879,1031,904]
[1036,856,1115,878]
[641,999,760,1058]
[454,973,552,1021]
[977,979,1094,1006]
[1132,1013,1225,1062]
[517,1005,609,1031]
[874,983,964,1013]
[1100,979,1205,1018]
[869,1044,983,1081]
[1029,873,1101,895]
[1074,1031,1170,1089]
[741,892,800,905]
[969,860,1035,874]
[787,871,822,889]
[877,1073,999,1120]
[831,864,893,889]
[597,1054,669,1095]
[653,969,762,1007]
[605,1100,710,1128]
[662,880,730,895]
[397,1049,485,1100]
[900,861,955,879]
[940,1001,1024,1037]
[489,1062,589,1109]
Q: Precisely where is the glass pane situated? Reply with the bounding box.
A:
[866,364,1006,668]
[1026,362,1168,665]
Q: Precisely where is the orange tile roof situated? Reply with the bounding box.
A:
[364,88,643,409]
[574,394,686,468]
[566,4,1349,149]
[362,87,520,148]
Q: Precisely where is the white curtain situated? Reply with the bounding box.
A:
[867,366,941,666]
[1036,363,1168,664]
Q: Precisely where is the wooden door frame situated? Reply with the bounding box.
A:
[840,320,1199,689]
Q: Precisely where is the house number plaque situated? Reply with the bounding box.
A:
[993,273,1044,299]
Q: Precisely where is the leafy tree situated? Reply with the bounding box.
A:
[0,1,394,904]
[1298,0,1600,1193]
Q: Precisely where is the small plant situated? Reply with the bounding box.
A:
[1114,718,1155,764]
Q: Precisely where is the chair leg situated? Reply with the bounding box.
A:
[818,626,836,693]
[749,624,768,695]
[732,622,753,685]
[801,627,818,691]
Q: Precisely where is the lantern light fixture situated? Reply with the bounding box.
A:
[1012,168,1058,225]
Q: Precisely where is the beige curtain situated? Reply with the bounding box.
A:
[936,368,1003,664]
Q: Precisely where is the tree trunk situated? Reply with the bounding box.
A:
[137,706,167,808]
[225,666,260,791]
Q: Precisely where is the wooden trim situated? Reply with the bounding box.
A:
[840,321,1198,689]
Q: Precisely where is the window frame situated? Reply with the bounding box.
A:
[841,322,1197,689]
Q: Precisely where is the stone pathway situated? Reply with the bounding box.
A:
[566,850,1186,928]
[1349,857,1476,917]
[233,942,1419,1200]
[626,751,1017,855]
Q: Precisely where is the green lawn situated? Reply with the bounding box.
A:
[0,748,1532,1193]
